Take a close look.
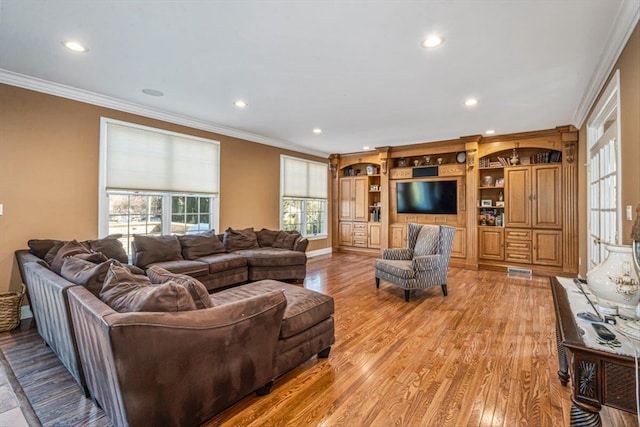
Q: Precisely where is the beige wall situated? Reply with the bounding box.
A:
[578,22,640,276]
[0,84,329,293]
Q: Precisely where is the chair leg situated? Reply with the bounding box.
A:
[375,277,380,288]
[404,289,410,302]
[441,284,448,296]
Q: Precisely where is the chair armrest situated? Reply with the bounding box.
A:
[412,255,442,271]
[382,248,412,260]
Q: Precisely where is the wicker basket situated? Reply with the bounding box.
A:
[0,284,26,332]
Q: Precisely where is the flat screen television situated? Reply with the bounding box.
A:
[396,180,457,215]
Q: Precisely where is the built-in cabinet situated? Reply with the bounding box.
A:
[330,126,579,276]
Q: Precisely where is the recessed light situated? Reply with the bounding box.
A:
[63,41,88,52]
[313,128,322,134]
[363,146,370,150]
[142,89,164,97]
[485,129,496,135]
[465,98,479,106]
[234,100,247,108]
[421,35,444,48]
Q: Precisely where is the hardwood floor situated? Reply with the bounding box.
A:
[0,253,637,426]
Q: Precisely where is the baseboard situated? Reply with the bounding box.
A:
[20,305,32,320]
[307,247,333,258]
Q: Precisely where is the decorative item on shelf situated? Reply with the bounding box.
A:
[498,191,504,201]
[413,160,420,167]
[424,155,431,165]
[456,151,466,164]
[481,175,494,187]
[366,164,376,175]
[496,201,505,207]
[509,148,519,165]
[586,244,640,319]
[495,177,505,187]
[437,157,443,165]
[480,199,492,207]
[398,158,407,167]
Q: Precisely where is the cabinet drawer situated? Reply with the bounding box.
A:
[353,231,367,238]
[505,252,532,263]
[353,239,368,247]
[505,240,532,252]
[352,223,367,231]
[505,229,531,240]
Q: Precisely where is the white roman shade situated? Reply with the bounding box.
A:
[105,121,219,194]
[282,156,328,199]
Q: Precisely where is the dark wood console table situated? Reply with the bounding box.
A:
[550,277,639,426]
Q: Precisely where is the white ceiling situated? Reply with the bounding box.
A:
[1,1,638,157]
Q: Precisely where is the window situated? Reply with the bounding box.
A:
[99,118,220,254]
[281,155,328,238]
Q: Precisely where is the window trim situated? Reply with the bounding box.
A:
[280,155,328,239]
[99,117,220,237]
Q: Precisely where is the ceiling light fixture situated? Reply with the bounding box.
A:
[313,128,322,134]
[363,146,370,150]
[485,129,496,135]
[234,100,247,108]
[63,41,88,52]
[465,98,479,106]
[142,89,164,97]
[421,35,444,48]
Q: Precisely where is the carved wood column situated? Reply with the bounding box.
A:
[558,125,579,274]
[462,136,481,269]
[329,154,341,252]
[377,147,391,249]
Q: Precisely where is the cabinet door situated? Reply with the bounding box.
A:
[390,224,407,248]
[479,227,504,260]
[368,223,381,248]
[338,222,353,246]
[532,164,562,228]
[339,178,353,221]
[353,176,368,221]
[451,227,466,258]
[505,167,531,228]
[532,229,562,266]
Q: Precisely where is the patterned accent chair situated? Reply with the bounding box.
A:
[374,223,456,302]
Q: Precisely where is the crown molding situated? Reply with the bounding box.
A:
[0,69,329,158]
[572,0,640,128]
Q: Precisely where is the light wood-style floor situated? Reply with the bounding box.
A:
[0,252,637,426]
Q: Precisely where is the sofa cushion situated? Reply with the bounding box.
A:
[74,252,109,264]
[146,265,213,310]
[50,240,92,274]
[211,280,334,339]
[133,235,183,268]
[43,241,66,265]
[272,231,301,250]
[294,237,309,252]
[223,227,259,252]
[145,259,209,278]
[256,229,281,247]
[60,257,116,297]
[28,239,63,259]
[197,253,247,274]
[178,231,225,260]
[413,225,439,257]
[237,248,306,267]
[100,264,196,312]
[82,234,129,263]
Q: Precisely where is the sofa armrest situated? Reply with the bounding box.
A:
[412,255,442,271]
[68,286,287,427]
[294,237,309,252]
[382,248,412,260]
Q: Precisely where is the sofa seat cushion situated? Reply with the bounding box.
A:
[197,253,247,274]
[236,248,306,267]
[374,259,415,279]
[211,280,334,339]
[148,260,209,278]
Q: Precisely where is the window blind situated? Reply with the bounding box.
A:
[282,156,328,199]
[105,122,219,194]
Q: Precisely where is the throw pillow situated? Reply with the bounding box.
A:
[28,239,63,259]
[413,225,440,257]
[272,231,301,250]
[178,230,225,260]
[61,257,116,297]
[256,229,281,247]
[133,235,183,268]
[74,252,110,264]
[223,227,259,252]
[100,264,196,313]
[82,234,128,263]
[294,237,309,252]
[43,241,66,265]
[50,240,92,274]
[146,265,213,309]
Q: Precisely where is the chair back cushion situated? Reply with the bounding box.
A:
[406,223,422,250]
[413,225,440,257]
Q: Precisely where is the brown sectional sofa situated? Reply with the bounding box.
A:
[15,230,335,426]
[132,228,308,290]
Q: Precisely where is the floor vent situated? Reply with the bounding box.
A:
[507,266,532,279]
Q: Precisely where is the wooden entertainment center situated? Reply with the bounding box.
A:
[329,125,579,275]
